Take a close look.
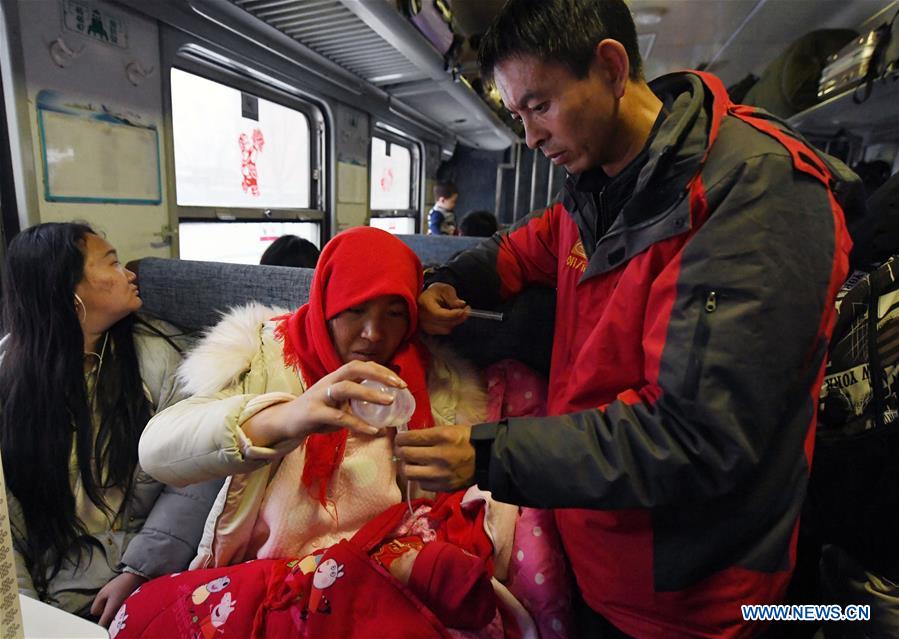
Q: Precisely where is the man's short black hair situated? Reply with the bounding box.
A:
[433,180,458,200]
[459,210,499,237]
[260,235,320,268]
[479,0,642,82]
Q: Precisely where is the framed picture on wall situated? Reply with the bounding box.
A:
[37,90,162,205]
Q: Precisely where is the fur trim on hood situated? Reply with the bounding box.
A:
[177,303,288,397]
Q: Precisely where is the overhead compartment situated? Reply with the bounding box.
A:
[222,0,517,150]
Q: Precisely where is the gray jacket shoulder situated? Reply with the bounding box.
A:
[133,315,194,412]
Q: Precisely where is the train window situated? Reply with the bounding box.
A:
[370,136,413,211]
[171,68,311,209]
[178,220,320,265]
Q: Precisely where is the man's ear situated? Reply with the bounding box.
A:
[593,39,630,99]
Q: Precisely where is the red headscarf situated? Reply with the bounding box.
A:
[275,227,434,508]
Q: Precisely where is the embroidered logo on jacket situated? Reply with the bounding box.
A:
[565,239,587,273]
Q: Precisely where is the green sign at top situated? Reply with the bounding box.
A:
[63,0,128,49]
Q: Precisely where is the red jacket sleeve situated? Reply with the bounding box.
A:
[426,204,562,308]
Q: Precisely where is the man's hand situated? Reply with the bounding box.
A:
[91,571,147,627]
[395,425,476,492]
[418,283,469,335]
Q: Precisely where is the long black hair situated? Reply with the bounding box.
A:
[0,223,151,595]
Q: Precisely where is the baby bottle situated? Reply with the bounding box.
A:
[350,379,415,429]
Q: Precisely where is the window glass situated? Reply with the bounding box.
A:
[369,217,416,234]
[178,221,320,264]
[171,68,311,208]
[370,137,411,210]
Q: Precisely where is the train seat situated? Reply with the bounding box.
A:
[129,256,555,374]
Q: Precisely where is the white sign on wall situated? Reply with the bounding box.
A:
[37,91,161,204]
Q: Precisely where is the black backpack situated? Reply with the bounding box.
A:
[809,256,899,578]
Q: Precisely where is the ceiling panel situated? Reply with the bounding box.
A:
[225,0,516,149]
[641,0,894,84]
[453,0,896,84]
[226,0,897,148]
[231,0,428,86]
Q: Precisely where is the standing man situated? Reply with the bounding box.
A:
[396,0,861,636]
[428,180,459,235]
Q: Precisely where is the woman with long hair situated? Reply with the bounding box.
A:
[124,227,525,637]
[0,223,219,626]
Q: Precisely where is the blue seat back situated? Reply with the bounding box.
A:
[131,250,555,374]
[132,258,313,331]
[395,234,483,267]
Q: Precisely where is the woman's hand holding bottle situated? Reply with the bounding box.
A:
[243,360,407,446]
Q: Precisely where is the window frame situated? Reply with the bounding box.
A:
[163,45,327,227]
[369,124,422,231]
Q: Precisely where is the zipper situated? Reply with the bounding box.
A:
[682,290,718,400]
[598,187,607,237]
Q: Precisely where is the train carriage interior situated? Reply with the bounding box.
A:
[2,0,899,636]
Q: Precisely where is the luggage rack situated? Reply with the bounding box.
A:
[223,0,517,151]
[788,71,899,141]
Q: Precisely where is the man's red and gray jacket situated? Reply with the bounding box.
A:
[427,71,861,638]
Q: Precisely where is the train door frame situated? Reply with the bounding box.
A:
[0,51,20,255]
[0,0,37,249]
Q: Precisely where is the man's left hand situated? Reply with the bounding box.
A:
[394,425,476,492]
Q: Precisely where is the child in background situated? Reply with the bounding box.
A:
[428,180,459,235]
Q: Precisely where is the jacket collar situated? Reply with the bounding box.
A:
[562,72,720,279]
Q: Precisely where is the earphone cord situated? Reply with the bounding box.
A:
[397,422,414,516]
[84,332,109,407]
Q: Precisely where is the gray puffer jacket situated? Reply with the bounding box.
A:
[4,316,221,616]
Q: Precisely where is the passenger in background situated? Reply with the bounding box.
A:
[0,223,220,626]
[459,210,499,237]
[427,180,459,235]
[401,0,862,637]
[260,234,320,269]
[850,159,891,197]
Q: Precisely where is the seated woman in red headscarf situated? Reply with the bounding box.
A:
[118,228,528,639]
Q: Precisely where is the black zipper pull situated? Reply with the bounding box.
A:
[705,291,718,313]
